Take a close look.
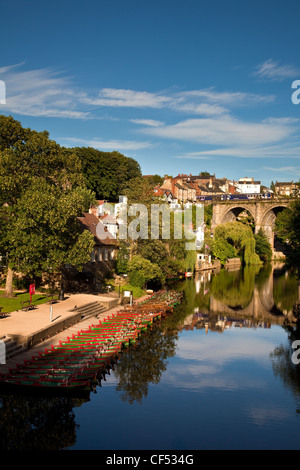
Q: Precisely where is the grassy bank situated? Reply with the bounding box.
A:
[0,291,49,313]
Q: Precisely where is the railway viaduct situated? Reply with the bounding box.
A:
[211,197,293,251]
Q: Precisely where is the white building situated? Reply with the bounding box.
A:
[236,177,261,194]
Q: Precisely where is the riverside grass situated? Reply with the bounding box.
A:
[0,291,49,313]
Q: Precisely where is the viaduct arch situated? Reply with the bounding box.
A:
[211,198,292,250]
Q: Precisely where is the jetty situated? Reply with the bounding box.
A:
[0,290,182,394]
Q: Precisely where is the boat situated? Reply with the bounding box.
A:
[0,290,183,392]
[185,271,193,277]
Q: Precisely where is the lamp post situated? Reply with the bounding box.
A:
[59,269,64,301]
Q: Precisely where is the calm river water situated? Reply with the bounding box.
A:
[1,262,300,451]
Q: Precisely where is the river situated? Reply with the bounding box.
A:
[0,262,300,451]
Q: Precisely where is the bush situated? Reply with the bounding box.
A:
[128,255,163,289]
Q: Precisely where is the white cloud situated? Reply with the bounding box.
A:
[254,59,300,81]
[142,115,296,147]
[178,88,276,105]
[1,64,90,119]
[81,88,172,109]
[130,118,165,127]
[262,166,300,175]
[172,143,300,159]
[61,136,152,151]
[0,63,279,124]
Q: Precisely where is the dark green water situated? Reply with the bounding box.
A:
[1,262,300,450]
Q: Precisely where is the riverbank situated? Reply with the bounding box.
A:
[0,292,150,374]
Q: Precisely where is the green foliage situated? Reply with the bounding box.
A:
[211,237,237,265]
[0,117,84,206]
[123,176,156,206]
[212,221,262,265]
[72,147,142,201]
[275,200,300,261]
[122,178,197,280]
[120,283,146,299]
[7,182,95,277]
[254,228,272,262]
[115,241,129,274]
[204,204,213,228]
[0,115,96,293]
[128,255,163,289]
[144,174,164,187]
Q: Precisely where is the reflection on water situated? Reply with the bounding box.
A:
[178,262,300,331]
[1,263,300,450]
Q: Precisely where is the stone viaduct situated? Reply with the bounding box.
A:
[211,197,293,250]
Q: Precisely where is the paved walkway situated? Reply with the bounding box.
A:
[0,293,115,338]
[0,292,149,374]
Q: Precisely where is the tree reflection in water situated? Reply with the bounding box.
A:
[210,266,261,309]
[0,394,87,450]
[114,325,178,405]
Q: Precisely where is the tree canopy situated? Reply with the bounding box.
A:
[72,147,142,201]
[0,115,95,295]
[211,221,262,266]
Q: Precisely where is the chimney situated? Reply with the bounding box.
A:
[89,207,99,218]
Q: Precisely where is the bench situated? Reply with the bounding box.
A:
[46,294,59,304]
[0,306,7,318]
[21,300,36,311]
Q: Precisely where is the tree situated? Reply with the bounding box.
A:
[211,237,237,265]
[275,200,300,262]
[72,147,142,201]
[254,228,272,262]
[211,221,262,265]
[115,241,129,274]
[0,115,95,296]
[128,255,163,289]
[144,174,164,187]
[7,182,95,280]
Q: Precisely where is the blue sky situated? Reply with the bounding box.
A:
[1,0,300,187]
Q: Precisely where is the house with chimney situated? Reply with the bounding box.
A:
[159,175,197,203]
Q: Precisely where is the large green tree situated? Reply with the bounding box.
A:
[0,115,95,296]
[7,182,95,280]
[72,147,142,201]
[211,221,262,265]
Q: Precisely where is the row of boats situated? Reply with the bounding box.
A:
[0,290,183,394]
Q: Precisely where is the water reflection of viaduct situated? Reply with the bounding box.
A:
[194,264,300,326]
[211,197,293,250]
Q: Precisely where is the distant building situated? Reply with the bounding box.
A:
[156,175,196,203]
[236,177,261,194]
[274,181,298,196]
